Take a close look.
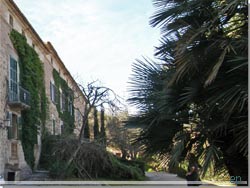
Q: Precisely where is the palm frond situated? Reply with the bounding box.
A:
[228,118,248,157]
[204,45,230,87]
[128,0,248,179]
[206,83,247,119]
[200,144,223,177]
[168,131,189,168]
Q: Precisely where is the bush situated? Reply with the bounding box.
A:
[141,156,165,172]
[49,160,62,178]
[49,160,76,179]
[117,158,145,175]
[108,156,145,180]
[40,138,145,180]
[39,134,60,170]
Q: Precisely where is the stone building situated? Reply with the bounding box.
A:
[0,0,86,180]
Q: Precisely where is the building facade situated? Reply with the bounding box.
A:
[0,0,86,180]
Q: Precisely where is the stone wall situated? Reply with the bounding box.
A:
[0,0,87,180]
[0,1,33,180]
[0,128,8,178]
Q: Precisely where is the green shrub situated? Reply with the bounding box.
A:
[40,137,145,180]
[49,160,64,178]
[109,155,145,180]
[39,134,60,170]
[117,158,145,175]
[49,160,76,179]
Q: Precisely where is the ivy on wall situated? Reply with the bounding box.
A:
[10,29,48,169]
[52,69,75,135]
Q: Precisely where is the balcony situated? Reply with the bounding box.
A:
[8,86,30,109]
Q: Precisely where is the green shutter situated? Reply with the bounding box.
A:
[17,116,22,140]
[9,57,18,101]
[50,82,53,101]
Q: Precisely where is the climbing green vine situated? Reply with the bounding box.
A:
[10,29,48,169]
[53,69,75,135]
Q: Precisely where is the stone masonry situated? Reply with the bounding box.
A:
[0,0,86,180]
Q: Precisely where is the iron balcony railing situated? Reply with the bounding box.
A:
[8,85,30,107]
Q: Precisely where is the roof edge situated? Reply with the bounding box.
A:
[7,0,49,53]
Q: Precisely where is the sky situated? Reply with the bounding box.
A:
[14,0,160,111]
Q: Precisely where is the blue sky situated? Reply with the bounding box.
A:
[14,0,160,110]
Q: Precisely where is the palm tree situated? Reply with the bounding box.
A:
[128,0,248,181]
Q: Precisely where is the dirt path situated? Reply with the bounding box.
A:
[145,172,220,187]
[146,171,186,181]
[145,171,187,186]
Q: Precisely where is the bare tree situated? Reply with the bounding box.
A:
[64,80,123,173]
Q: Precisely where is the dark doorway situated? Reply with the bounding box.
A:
[7,172,15,181]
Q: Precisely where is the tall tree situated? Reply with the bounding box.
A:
[107,113,130,159]
[83,118,90,140]
[129,0,248,182]
[93,107,100,140]
[100,105,106,146]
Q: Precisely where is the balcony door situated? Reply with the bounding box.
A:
[9,57,18,101]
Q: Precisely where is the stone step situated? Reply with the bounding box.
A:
[26,170,50,181]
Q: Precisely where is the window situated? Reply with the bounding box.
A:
[51,57,53,64]
[77,111,81,127]
[22,29,25,36]
[60,92,66,111]
[50,82,57,103]
[9,57,18,102]
[68,98,73,116]
[60,121,64,135]
[7,113,21,140]
[9,14,13,27]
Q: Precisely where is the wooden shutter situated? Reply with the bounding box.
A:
[11,142,18,159]
[50,82,54,102]
[50,82,52,100]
